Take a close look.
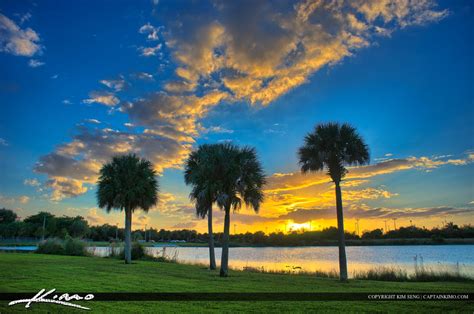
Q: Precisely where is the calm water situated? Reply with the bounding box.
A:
[88,245,473,276]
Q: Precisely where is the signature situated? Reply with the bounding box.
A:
[9,288,94,310]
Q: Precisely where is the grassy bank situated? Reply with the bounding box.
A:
[1,253,473,313]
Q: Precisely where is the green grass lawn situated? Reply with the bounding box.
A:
[1,253,472,313]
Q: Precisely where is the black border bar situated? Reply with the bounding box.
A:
[0,293,472,301]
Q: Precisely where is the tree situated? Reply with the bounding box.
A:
[298,123,369,281]
[184,144,221,270]
[24,212,55,240]
[0,208,17,224]
[97,154,159,264]
[212,144,265,277]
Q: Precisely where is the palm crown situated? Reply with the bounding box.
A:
[214,143,266,213]
[184,144,220,218]
[298,122,369,182]
[185,143,265,213]
[97,154,159,213]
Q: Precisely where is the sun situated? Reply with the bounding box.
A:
[288,222,311,233]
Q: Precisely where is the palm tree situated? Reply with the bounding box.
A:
[213,144,266,277]
[97,154,159,264]
[298,123,369,281]
[184,144,220,270]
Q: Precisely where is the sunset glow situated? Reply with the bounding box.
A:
[0,0,472,233]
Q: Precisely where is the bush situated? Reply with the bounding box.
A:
[36,237,86,256]
[119,242,145,260]
[431,234,445,243]
[36,238,65,255]
[64,236,86,256]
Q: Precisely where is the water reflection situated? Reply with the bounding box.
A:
[87,245,474,276]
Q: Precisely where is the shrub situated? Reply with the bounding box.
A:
[109,242,124,258]
[431,234,445,243]
[36,238,65,255]
[64,236,86,256]
[119,242,145,260]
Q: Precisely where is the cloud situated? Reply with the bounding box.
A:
[46,177,88,201]
[172,222,197,229]
[62,99,72,105]
[133,72,154,81]
[0,194,30,205]
[352,0,448,27]
[24,178,40,187]
[33,0,449,203]
[82,91,120,106]
[138,44,162,57]
[19,13,32,24]
[86,207,106,225]
[162,0,447,105]
[277,206,472,223]
[0,138,8,146]
[34,126,192,200]
[266,154,474,193]
[259,153,473,218]
[204,126,234,134]
[139,22,161,41]
[85,119,101,124]
[122,90,228,141]
[100,77,125,92]
[28,59,44,67]
[0,13,43,57]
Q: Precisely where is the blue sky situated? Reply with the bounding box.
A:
[0,0,472,233]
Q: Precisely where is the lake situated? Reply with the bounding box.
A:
[87,245,474,277]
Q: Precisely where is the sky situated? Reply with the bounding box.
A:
[0,0,473,235]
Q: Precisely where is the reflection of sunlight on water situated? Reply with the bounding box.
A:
[87,245,474,277]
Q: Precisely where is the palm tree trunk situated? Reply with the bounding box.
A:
[208,205,216,270]
[335,181,348,281]
[124,208,132,264]
[219,206,231,277]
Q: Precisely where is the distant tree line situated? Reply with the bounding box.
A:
[1,208,473,245]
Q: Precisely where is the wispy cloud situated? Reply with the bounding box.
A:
[82,91,120,106]
[0,194,30,205]
[138,43,162,57]
[132,72,154,81]
[100,77,125,92]
[28,59,44,67]
[0,13,43,57]
[139,22,161,41]
[204,126,234,134]
[84,119,101,124]
[24,178,40,187]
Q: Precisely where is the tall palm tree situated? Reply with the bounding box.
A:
[184,144,220,270]
[298,123,369,281]
[213,144,266,277]
[97,154,159,264]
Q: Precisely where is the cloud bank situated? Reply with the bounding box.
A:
[35,0,449,201]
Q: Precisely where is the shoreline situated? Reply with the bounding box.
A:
[1,238,474,248]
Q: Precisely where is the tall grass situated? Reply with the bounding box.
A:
[353,256,472,282]
[240,265,339,279]
[143,246,179,263]
[239,256,472,282]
